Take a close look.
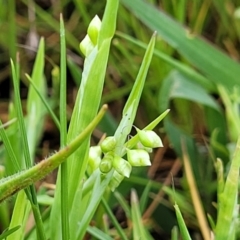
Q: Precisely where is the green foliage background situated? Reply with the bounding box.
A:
[1,0,240,239]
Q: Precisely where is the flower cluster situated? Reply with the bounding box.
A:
[79,15,101,57]
[87,128,163,191]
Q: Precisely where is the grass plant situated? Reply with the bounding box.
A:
[1,0,240,239]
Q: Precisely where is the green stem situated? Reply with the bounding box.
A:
[59,14,70,240]
[0,104,107,203]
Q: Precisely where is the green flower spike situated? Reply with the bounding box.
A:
[135,127,163,148]
[99,151,114,174]
[79,34,94,57]
[127,149,151,166]
[113,155,132,178]
[109,170,125,192]
[87,146,102,174]
[87,15,102,46]
[100,136,117,153]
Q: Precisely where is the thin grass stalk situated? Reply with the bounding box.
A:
[8,0,16,62]
[174,203,191,240]
[181,140,211,240]
[25,74,60,129]
[101,197,128,240]
[59,14,70,240]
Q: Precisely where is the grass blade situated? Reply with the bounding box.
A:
[101,197,128,240]
[131,189,151,240]
[174,203,191,240]
[59,14,69,240]
[215,136,240,240]
[0,225,21,240]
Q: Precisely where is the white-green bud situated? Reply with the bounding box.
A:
[100,136,117,153]
[136,127,163,148]
[99,152,114,173]
[79,34,94,57]
[109,170,124,192]
[87,15,102,46]
[127,149,151,166]
[136,142,153,153]
[87,146,102,174]
[113,155,132,178]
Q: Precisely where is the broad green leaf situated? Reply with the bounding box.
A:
[159,71,220,111]
[158,70,218,179]
[121,0,240,90]
[26,37,46,161]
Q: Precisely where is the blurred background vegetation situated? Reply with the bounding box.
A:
[1,0,240,239]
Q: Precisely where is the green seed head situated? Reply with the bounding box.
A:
[99,152,114,173]
[87,146,102,174]
[109,170,124,192]
[87,15,102,46]
[127,149,151,166]
[113,155,132,178]
[79,34,94,57]
[136,142,153,153]
[136,127,163,148]
[100,136,117,153]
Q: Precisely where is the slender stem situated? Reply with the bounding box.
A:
[8,0,17,62]
[59,14,70,240]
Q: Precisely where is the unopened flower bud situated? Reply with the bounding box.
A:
[109,170,124,192]
[87,146,102,174]
[79,34,94,57]
[99,152,114,173]
[136,127,163,148]
[127,149,151,166]
[87,15,102,46]
[100,136,117,153]
[136,142,153,153]
[113,155,132,178]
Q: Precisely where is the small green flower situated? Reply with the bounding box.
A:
[87,15,102,46]
[79,34,94,57]
[113,155,132,178]
[135,127,163,148]
[109,170,124,192]
[99,151,114,173]
[127,149,151,166]
[100,136,117,153]
[87,146,102,174]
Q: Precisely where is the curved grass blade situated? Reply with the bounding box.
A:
[0,105,107,203]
